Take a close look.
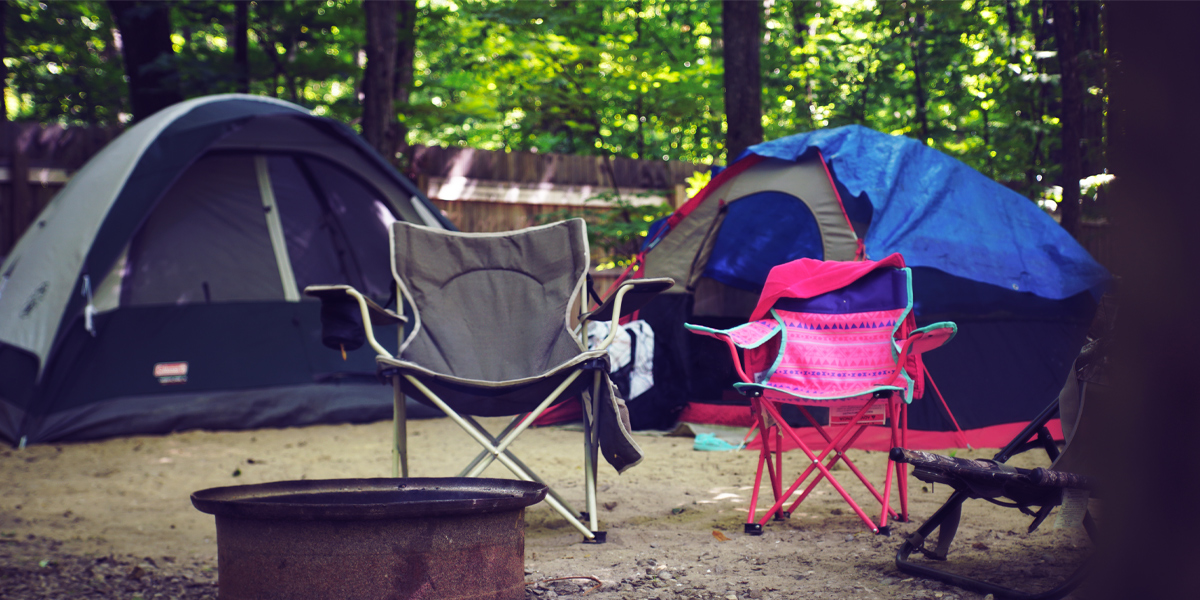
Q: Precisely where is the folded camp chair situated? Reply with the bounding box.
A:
[686,255,956,535]
[892,336,1106,599]
[304,219,673,542]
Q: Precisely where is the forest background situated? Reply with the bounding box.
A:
[1,0,1107,241]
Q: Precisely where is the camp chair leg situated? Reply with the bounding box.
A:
[894,399,910,522]
[879,398,899,533]
[757,400,881,533]
[402,373,600,540]
[746,407,778,530]
[392,374,408,478]
[747,404,794,528]
[582,372,603,536]
[771,422,785,512]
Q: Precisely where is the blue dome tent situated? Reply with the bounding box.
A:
[626,125,1109,449]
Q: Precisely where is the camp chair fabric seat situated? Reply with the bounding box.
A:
[306,218,670,542]
[686,255,955,534]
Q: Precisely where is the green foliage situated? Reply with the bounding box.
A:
[7,1,126,123]
[684,169,712,199]
[757,0,1076,197]
[4,0,1103,208]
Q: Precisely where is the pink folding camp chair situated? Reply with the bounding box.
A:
[686,254,956,535]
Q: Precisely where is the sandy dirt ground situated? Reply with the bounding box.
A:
[0,417,1092,599]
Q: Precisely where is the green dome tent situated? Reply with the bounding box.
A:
[0,94,451,446]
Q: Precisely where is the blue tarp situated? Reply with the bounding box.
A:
[743,125,1110,301]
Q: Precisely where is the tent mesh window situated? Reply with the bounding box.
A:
[116,152,399,307]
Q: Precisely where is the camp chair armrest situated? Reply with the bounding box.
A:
[303,284,402,359]
[684,325,758,384]
[582,278,675,323]
[895,321,957,368]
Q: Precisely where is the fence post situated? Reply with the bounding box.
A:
[9,124,32,255]
[673,184,687,209]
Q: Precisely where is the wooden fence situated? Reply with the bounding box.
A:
[408,145,699,232]
[0,123,703,257]
[0,123,122,255]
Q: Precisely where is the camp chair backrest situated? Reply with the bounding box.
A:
[390,220,589,382]
[772,267,910,315]
[751,267,914,401]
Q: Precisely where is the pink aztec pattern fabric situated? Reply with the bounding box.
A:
[761,308,907,401]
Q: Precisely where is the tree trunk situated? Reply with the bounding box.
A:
[0,0,8,123]
[908,4,930,144]
[1027,1,1047,188]
[108,1,183,122]
[362,0,399,159]
[234,0,250,94]
[1098,4,1200,598]
[790,0,815,128]
[1053,1,1082,238]
[1078,0,1104,178]
[393,0,417,153]
[722,0,763,162]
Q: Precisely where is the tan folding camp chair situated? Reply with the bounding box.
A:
[304,218,672,542]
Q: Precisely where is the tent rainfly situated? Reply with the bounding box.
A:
[0,94,452,446]
[624,125,1110,449]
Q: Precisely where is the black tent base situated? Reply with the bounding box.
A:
[6,382,442,446]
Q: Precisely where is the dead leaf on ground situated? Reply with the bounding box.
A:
[712,530,731,542]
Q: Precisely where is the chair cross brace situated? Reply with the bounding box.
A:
[402,372,603,540]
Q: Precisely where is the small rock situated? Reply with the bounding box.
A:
[844,535,856,542]
[983,595,995,600]
[725,593,738,600]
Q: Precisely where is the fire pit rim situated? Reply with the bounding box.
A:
[190,477,547,521]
